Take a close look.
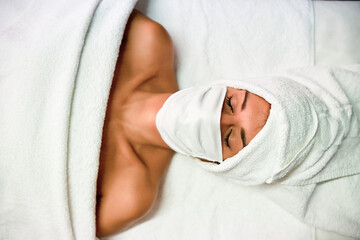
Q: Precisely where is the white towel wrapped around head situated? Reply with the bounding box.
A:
[157,66,359,186]
[198,67,357,186]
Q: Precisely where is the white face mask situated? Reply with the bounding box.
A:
[156,84,227,163]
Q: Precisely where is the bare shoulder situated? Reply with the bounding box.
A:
[96,163,157,238]
[95,141,173,238]
[120,10,178,92]
[128,10,174,61]
[96,147,174,238]
[128,10,173,51]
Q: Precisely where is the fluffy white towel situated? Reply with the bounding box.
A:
[259,66,360,236]
[260,173,360,238]
[156,85,226,163]
[0,0,137,239]
[196,65,359,186]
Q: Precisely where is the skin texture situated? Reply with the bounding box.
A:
[220,87,271,160]
[96,10,178,237]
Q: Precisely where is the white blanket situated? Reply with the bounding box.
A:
[0,0,137,239]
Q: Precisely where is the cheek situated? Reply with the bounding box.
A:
[222,145,231,160]
[222,142,236,160]
[222,131,242,160]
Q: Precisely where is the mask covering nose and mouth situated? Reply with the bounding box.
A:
[156,85,227,163]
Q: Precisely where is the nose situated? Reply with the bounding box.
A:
[220,111,235,134]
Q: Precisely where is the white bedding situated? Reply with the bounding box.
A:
[1,0,358,239]
[0,0,137,239]
[107,1,360,240]
[312,2,360,239]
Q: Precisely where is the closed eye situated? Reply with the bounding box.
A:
[226,96,234,112]
[225,129,232,148]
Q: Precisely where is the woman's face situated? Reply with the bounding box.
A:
[220,87,271,160]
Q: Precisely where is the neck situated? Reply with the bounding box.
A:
[120,92,173,149]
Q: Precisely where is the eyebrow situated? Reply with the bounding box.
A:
[241,128,246,147]
[241,91,248,110]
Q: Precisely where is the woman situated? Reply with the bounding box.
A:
[96,10,271,237]
[96,7,360,237]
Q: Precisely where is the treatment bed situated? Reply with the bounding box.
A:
[0,0,359,239]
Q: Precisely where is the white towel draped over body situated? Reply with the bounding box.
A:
[0,0,138,239]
